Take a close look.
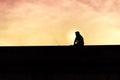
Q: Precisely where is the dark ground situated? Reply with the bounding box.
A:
[0,45,120,80]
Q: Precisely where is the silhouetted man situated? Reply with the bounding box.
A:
[73,31,84,47]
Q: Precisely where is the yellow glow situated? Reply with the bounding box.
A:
[67,28,84,45]
[1,0,120,46]
[83,13,120,45]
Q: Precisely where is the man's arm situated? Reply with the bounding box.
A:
[74,37,77,45]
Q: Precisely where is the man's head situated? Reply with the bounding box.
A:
[75,31,80,36]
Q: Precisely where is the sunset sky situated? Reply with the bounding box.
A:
[1,0,120,46]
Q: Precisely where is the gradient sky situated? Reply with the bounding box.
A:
[1,0,120,46]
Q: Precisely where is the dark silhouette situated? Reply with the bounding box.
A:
[73,31,84,47]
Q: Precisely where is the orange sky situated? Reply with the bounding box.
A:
[1,0,120,46]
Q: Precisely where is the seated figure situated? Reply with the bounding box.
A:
[73,31,84,47]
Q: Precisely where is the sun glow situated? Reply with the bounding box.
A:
[1,0,120,46]
[67,28,85,45]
